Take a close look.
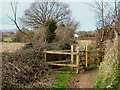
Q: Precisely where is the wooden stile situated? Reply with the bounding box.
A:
[43,44,104,73]
[44,49,46,62]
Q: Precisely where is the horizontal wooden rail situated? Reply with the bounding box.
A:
[44,51,77,55]
[57,71,72,73]
[46,62,77,67]
[79,50,104,53]
[47,60,71,63]
[45,50,71,52]
[52,67,71,71]
[56,50,71,52]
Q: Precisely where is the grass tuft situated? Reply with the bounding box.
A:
[49,71,76,88]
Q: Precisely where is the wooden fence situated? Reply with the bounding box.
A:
[43,45,104,73]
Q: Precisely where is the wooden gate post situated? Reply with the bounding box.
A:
[98,51,100,64]
[44,49,46,62]
[85,45,88,67]
[76,47,80,73]
[71,45,74,70]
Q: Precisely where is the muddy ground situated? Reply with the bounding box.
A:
[66,69,98,88]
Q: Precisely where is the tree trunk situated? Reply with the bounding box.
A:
[118,1,120,58]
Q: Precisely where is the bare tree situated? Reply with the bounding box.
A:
[87,0,118,48]
[114,0,120,36]
[7,2,30,39]
[20,1,79,30]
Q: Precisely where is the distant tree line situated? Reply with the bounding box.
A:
[77,31,97,37]
[2,32,15,38]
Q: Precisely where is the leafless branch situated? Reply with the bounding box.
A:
[8,2,30,39]
[8,62,21,72]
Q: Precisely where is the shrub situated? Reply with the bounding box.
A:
[55,26,74,42]
[44,18,57,43]
[12,28,34,42]
[2,46,53,88]
[12,31,23,42]
[85,64,99,71]
[32,28,45,44]
[2,38,74,88]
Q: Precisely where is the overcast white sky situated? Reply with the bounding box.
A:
[0,0,117,32]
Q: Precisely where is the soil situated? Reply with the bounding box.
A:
[1,42,25,52]
[66,69,98,88]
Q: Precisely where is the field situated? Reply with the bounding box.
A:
[3,37,12,42]
[1,40,92,53]
[2,42,25,52]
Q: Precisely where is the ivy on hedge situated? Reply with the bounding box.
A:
[93,58,120,88]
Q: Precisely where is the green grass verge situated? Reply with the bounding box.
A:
[49,71,76,88]
[3,37,12,42]
[93,58,120,88]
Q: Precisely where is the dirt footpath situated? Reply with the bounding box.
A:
[66,69,98,88]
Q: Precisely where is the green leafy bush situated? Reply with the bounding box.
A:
[44,18,57,43]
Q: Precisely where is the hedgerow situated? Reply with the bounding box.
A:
[93,58,120,88]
